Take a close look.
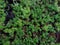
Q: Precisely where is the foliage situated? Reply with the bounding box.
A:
[0,0,60,45]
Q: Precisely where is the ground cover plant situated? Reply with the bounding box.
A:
[0,0,60,45]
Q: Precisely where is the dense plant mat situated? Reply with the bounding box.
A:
[0,0,60,45]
